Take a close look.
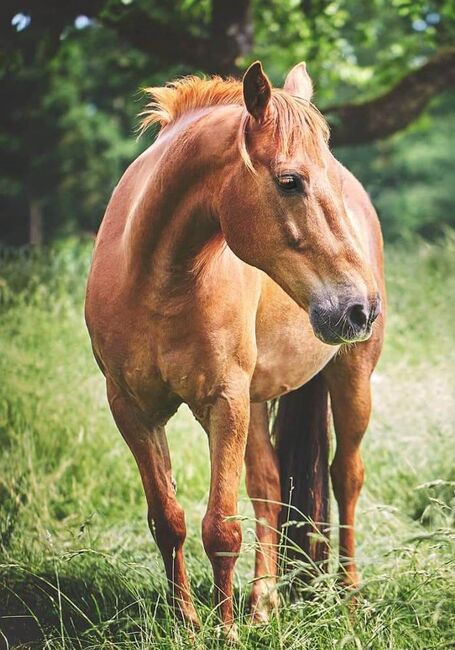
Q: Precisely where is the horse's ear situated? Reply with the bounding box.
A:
[284,62,313,101]
[243,61,272,122]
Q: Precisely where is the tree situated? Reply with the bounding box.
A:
[2,0,454,142]
[1,0,454,243]
[0,13,145,244]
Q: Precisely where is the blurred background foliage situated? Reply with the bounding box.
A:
[0,0,454,245]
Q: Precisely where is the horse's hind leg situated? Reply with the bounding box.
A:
[107,383,199,627]
[245,402,280,622]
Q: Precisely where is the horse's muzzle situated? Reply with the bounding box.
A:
[310,293,381,345]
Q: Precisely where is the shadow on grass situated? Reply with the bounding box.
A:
[0,553,214,649]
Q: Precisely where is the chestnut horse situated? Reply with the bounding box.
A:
[85,61,385,635]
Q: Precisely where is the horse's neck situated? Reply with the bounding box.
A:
[122,107,240,296]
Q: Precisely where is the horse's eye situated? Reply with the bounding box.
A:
[276,173,300,192]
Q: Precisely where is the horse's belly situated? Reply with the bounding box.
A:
[250,282,339,401]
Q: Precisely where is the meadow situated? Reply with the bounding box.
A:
[0,236,454,649]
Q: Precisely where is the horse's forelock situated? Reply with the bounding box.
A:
[139,76,329,168]
[239,91,330,173]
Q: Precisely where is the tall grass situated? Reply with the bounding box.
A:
[0,235,454,648]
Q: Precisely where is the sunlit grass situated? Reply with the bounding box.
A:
[0,235,454,648]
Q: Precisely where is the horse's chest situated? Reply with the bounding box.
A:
[250,293,339,401]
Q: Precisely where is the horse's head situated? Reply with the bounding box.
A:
[218,61,381,345]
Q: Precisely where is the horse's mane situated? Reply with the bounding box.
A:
[139,75,329,170]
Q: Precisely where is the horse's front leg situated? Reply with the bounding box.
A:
[107,383,199,628]
[196,380,251,636]
[323,360,373,588]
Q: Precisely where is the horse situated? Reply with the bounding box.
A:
[85,61,385,636]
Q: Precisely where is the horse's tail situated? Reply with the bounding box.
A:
[272,372,330,570]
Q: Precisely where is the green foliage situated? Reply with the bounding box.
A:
[1,1,454,243]
[337,94,455,240]
[0,237,454,647]
[252,0,454,99]
[44,29,146,235]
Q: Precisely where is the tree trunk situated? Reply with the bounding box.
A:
[29,200,43,246]
[210,0,253,75]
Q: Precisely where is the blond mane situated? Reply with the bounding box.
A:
[140,75,329,170]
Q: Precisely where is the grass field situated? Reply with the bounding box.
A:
[0,236,454,649]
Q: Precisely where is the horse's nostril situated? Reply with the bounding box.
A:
[347,303,368,329]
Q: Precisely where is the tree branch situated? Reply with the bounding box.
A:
[326,48,455,147]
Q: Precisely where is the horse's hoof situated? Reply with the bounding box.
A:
[185,611,202,632]
[250,606,270,625]
[215,622,239,644]
[173,599,201,632]
[337,566,359,590]
[226,623,239,644]
[336,573,362,616]
[250,589,278,625]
